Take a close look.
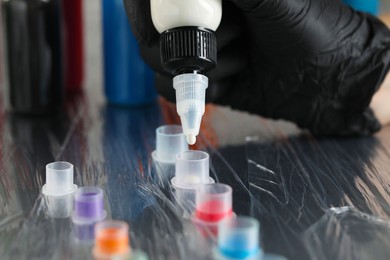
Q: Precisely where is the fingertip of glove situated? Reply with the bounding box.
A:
[347,109,382,136]
[310,107,382,137]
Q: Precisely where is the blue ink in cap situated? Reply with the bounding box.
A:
[217,217,263,260]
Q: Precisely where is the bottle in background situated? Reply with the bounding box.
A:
[102,0,156,107]
[63,0,84,92]
[343,0,379,15]
[2,0,64,115]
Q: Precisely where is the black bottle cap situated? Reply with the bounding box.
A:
[160,26,217,75]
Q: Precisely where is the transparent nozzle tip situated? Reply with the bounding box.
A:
[173,73,208,146]
[180,111,203,145]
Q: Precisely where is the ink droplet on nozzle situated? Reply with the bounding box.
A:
[187,135,196,145]
[173,73,208,146]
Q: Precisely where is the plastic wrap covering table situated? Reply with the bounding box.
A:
[1,93,390,259]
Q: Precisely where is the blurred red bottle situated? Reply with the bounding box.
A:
[63,0,84,92]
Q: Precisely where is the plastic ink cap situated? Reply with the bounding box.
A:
[218,217,261,260]
[171,151,214,190]
[93,220,130,259]
[173,73,208,145]
[73,187,107,224]
[152,125,188,164]
[45,193,74,218]
[42,162,77,196]
[195,183,233,223]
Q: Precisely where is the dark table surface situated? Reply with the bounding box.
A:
[1,89,390,260]
[2,3,390,259]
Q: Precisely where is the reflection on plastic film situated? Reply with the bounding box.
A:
[134,182,214,259]
[247,133,390,259]
[4,195,87,259]
[303,207,390,260]
[3,87,390,259]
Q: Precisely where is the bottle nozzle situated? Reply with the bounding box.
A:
[173,73,208,146]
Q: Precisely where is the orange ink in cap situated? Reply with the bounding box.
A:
[93,221,131,259]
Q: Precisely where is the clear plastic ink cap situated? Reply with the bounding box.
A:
[42,162,78,196]
[93,220,131,259]
[171,151,214,190]
[45,193,74,219]
[152,125,188,164]
[195,183,233,223]
[73,187,107,224]
[173,73,208,145]
[218,217,262,260]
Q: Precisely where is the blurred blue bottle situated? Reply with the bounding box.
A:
[343,0,379,15]
[102,0,157,106]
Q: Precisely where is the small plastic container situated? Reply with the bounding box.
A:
[42,162,77,196]
[93,221,131,259]
[217,217,262,260]
[195,184,233,223]
[152,125,188,181]
[152,125,188,164]
[73,187,106,223]
[63,0,84,92]
[2,0,64,115]
[44,193,74,219]
[72,187,107,241]
[171,151,214,190]
[173,189,197,219]
[42,162,77,218]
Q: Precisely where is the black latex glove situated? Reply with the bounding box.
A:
[124,0,390,136]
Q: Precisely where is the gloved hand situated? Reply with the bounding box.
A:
[124,0,390,136]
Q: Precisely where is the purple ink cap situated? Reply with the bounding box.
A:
[72,187,107,224]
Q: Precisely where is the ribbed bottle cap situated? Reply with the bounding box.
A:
[160,27,217,75]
